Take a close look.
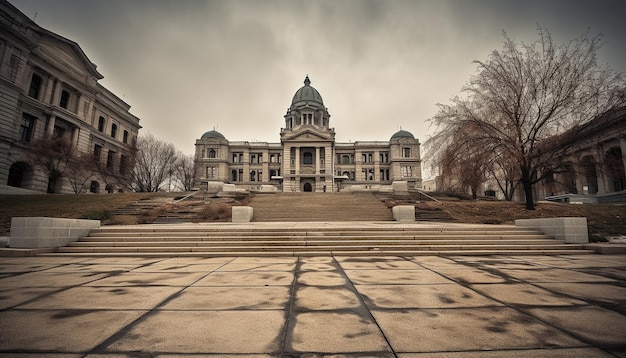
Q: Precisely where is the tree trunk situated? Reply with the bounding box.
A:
[521,178,535,210]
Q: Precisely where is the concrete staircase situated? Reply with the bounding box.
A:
[249,192,393,221]
[49,222,594,257]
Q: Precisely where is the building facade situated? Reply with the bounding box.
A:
[194,76,422,192]
[0,1,141,194]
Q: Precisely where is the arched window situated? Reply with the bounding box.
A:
[28,74,42,99]
[123,130,129,144]
[209,149,216,158]
[98,116,105,132]
[231,169,238,182]
[90,181,100,193]
[111,123,117,138]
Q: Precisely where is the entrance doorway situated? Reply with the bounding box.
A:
[303,182,313,192]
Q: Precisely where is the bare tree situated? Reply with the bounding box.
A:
[65,152,99,194]
[172,152,195,191]
[131,133,178,192]
[427,27,625,209]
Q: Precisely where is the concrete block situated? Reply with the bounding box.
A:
[515,217,589,244]
[232,206,253,223]
[392,181,409,194]
[9,217,100,249]
[393,205,415,222]
[207,181,224,194]
[259,185,278,193]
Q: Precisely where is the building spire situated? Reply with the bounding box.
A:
[304,75,310,86]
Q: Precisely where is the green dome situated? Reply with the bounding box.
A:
[201,130,226,140]
[390,130,415,140]
[291,76,324,106]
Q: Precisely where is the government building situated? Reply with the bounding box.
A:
[194,76,422,192]
[0,1,141,194]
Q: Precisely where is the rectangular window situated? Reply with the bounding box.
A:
[401,166,412,177]
[123,130,129,144]
[206,166,216,179]
[402,148,411,158]
[59,90,70,109]
[379,152,389,163]
[94,144,102,160]
[107,151,115,169]
[19,114,35,142]
[120,155,128,174]
[111,123,117,138]
[28,74,42,99]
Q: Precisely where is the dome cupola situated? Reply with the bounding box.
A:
[291,75,324,107]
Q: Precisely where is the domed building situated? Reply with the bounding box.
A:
[194,76,422,192]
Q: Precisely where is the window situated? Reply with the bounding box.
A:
[120,155,128,174]
[303,152,313,165]
[379,152,389,163]
[59,90,70,109]
[123,130,129,144]
[19,114,35,142]
[94,144,102,160]
[250,170,256,182]
[110,123,117,138]
[107,151,115,169]
[401,166,412,177]
[207,167,216,179]
[98,116,105,132]
[341,155,351,164]
[28,74,42,99]
[208,149,216,158]
[402,148,411,158]
[232,152,243,163]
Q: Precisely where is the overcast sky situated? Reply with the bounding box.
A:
[10,0,626,161]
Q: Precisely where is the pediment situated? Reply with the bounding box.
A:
[282,128,334,142]
[36,35,103,79]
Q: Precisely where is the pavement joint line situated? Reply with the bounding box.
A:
[334,255,398,358]
[85,257,237,356]
[279,256,303,355]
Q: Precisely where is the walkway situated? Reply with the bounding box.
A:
[1,253,625,356]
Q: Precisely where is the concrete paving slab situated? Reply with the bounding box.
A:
[295,286,362,310]
[535,282,626,304]
[194,271,294,286]
[497,268,617,283]
[372,307,585,353]
[0,287,61,309]
[433,267,515,284]
[299,262,338,271]
[0,309,145,352]
[131,262,224,272]
[105,310,285,354]
[0,271,108,287]
[470,283,588,306]
[85,272,207,287]
[336,256,424,270]
[0,263,61,273]
[356,284,503,309]
[344,269,453,285]
[18,286,181,310]
[286,311,391,353]
[298,270,348,286]
[217,262,297,271]
[231,256,298,264]
[162,286,291,310]
[524,306,626,347]
[398,347,615,357]
[150,256,235,265]
[43,263,143,273]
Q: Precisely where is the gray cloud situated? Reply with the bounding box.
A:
[11,0,626,161]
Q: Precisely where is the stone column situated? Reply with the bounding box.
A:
[72,127,80,146]
[295,147,300,174]
[46,115,56,136]
[315,146,320,174]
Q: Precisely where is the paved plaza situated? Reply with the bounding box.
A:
[0,254,625,357]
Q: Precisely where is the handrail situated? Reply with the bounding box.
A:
[173,191,199,204]
[417,190,443,204]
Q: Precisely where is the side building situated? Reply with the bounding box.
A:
[194,76,422,192]
[0,0,141,194]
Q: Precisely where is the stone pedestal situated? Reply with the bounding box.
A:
[392,205,415,222]
[232,206,253,223]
